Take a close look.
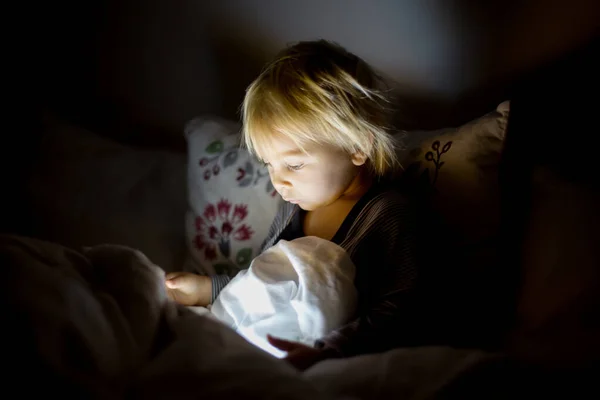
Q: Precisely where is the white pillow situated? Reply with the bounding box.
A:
[184,117,282,275]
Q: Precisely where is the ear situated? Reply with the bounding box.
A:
[351,151,367,166]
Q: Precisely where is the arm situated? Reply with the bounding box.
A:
[210,274,233,303]
[315,193,420,356]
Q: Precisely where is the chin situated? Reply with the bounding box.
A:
[297,202,316,211]
[300,197,337,211]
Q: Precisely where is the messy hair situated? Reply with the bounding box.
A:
[241,40,398,176]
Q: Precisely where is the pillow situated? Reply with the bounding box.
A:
[26,116,188,272]
[184,117,282,276]
[400,101,509,241]
[397,101,511,347]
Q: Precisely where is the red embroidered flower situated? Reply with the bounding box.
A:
[194,199,254,260]
[217,199,231,221]
[232,204,248,224]
[203,204,216,222]
[221,221,233,237]
[233,225,252,241]
[195,233,217,261]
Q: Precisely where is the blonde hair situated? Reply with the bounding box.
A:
[242,40,398,176]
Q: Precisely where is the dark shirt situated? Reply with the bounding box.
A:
[213,179,419,356]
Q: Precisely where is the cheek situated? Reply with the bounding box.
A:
[310,167,354,196]
[329,162,356,185]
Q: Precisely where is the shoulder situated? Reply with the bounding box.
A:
[275,200,297,221]
[261,201,298,251]
[342,186,416,252]
[360,186,415,228]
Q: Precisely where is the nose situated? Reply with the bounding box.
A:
[269,169,292,194]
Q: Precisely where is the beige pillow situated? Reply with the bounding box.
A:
[400,101,509,246]
[398,102,510,346]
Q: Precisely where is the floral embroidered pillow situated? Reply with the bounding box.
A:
[184,117,282,276]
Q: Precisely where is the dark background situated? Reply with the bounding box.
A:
[1,2,599,391]
[4,0,600,233]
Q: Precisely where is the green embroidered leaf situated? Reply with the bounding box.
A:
[245,161,254,175]
[236,248,253,267]
[223,150,239,168]
[265,180,274,193]
[205,140,224,154]
[214,262,235,275]
[239,177,252,187]
[218,239,231,258]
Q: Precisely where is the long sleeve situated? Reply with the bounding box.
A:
[210,274,233,303]
[315,192,419,356]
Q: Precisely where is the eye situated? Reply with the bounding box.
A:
[286,163,304,171]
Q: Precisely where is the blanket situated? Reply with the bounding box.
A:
[1,234,321,398]
[3,233,538,399]
[211,236,357,357]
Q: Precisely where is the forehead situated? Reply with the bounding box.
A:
[257,133,308,160]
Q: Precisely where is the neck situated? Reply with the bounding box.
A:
[302,167,373,240]
[340,167,373,202]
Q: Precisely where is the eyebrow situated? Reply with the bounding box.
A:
[263,148,307,164]
[281,149,305,157]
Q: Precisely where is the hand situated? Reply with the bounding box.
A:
[165,272,212,306]
[267,335,333,370]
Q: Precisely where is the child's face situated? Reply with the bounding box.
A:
[262,135,365,211]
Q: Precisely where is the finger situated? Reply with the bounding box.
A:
[166,288,175,301]
[165,272,184,281]
[166,287,185,304]
[284,349,325,371]
[267,335,303,351]
[165,273,186,288]
[165,279,179,289]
